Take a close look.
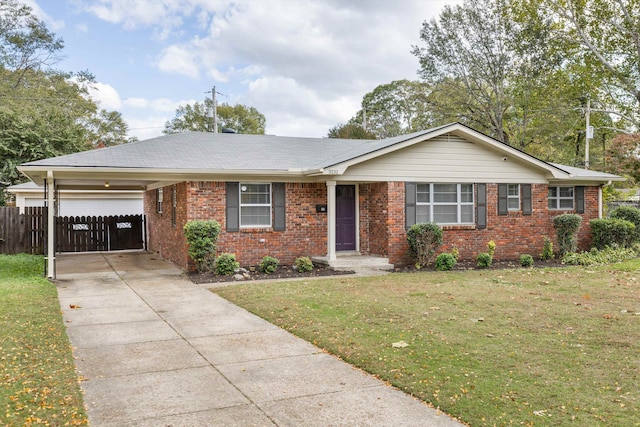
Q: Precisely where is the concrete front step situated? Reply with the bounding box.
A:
[312,253,394,272]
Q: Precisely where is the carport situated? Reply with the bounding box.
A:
[17,165,179,278]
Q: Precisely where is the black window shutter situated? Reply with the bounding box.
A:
[477,183,487,229]
[226,182,239,232]
[522,184,532,216]
[273,183,286,231]
[575,186,585,214]
[498,183,508,216]
[405,182,416,228]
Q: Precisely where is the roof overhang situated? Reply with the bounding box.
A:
[17,165,319,191]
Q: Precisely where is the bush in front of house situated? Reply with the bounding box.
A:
[520,254,534,267]
[184,220,221,272]
[590,218,636,249]
[562,246,638,266]
[407,223,443,268]
[553,214,582,255]
[476,252,492,268]
[435,252,457,271]
[295,256,314,273]
[540,236,554,260]
[259,256,279,274]
[215,253,239,275]
[610,205,640,242]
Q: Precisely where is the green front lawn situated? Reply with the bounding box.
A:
[0,254,87,426]
[214,261,640,426]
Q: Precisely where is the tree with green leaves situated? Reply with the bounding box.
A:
[327,123,377,139]
[0,0,131,203]
[544,0,640,132]
[163,99,266,134]
[326,80,437,139]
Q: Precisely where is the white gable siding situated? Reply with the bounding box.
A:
[339,135,549,183]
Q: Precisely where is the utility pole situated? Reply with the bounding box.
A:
[585,97,592,169]
[206,86,219,133]
[211,86,217,134]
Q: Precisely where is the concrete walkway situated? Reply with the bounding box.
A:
[55,251,463,427]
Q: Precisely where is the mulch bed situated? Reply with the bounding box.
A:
[395,258,566,272]
[189,264,355,284]
[189,259,567,284]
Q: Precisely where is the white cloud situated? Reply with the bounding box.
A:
[87,82,122,110]
[74,0,460,138]
[123,97,148,108]
[155,44,201,79]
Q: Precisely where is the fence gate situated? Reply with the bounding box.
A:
[56,215,145,253]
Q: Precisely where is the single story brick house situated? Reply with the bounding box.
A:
[18,122,623,276]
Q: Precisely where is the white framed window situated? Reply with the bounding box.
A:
[240,183,271,227]
[548,186,574,210]
[156,188,163,214]
[416,183,474,224]
[507,184,520,211]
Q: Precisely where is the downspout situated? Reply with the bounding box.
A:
[599,180,612,219]
[46,171,55,278]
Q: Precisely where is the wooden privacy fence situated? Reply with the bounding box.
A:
[56,214,145,252]
[0,207,46,255]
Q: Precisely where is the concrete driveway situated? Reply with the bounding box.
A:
[55,251,463,427]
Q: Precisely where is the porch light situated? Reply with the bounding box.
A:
[104,181,110,188]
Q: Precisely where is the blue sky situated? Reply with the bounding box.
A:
[29,0,456,140]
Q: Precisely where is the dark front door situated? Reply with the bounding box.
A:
[336,185,356,251]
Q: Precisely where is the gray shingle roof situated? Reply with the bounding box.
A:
[22,125,451,171]
[21,123,621,182]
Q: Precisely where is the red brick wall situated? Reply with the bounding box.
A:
[146,180,601,270]
[359,183,388,256]
[384,183,601,265]
[147,181,327,270]
[145,183,189,269]
[216,182,327,267]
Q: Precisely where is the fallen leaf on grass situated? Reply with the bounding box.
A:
[392,341,409,348]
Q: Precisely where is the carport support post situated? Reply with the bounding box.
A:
[46,171,55,279]
[326,180,337,262]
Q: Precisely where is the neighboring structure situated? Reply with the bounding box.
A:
[18,123,624,277]
[7,182,143,216]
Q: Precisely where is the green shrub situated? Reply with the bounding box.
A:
[183,220,221,272]
[407,223,443,268]
[435,253,457,271]
[561,246,638,266]
[610,205,640,242]
[553,214,582,255]
[259,256,279,274]
[215,253,239,275]
[487,240,496,258]
[590,218,636,249]
[540,236,554,260]
[295,256,314,273]
[520,254,534,267]
[476,252,492,268]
